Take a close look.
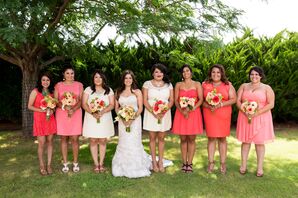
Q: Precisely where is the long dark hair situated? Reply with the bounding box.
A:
[36,71,54,94]
[151,63,170,84]
[180,64,193,80]
[205,64,229,85]
[249,66,266,82]
[90,69,110,95]
[62,64,75,80]
[116,70,138,100]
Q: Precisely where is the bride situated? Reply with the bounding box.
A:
[112,70,151,178]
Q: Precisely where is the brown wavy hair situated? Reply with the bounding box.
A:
[205,64,229,85]
[115,70,138,100]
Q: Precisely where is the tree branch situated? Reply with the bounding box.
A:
[85,22,108,44]
[0,54,21,68]
[47,0,70,31]
[40,56,65,69]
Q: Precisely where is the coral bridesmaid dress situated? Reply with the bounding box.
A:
[172,89,203,135]
[202,82,232,137]
[236,89,274,144]
[33,89,57,136]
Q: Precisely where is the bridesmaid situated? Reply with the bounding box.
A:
[142,63,174,172]
[202,64,236,174]
[82,70,115,173]
[172,65,203,173]
[236,66,275,177]
[28,72,57,175]
[54,65,83,173]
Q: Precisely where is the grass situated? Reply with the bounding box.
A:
[0,128,298,198]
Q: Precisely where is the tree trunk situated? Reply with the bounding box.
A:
[22,66,39,137]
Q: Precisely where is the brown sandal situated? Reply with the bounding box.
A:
[207,161,215,173]
[186,163,193,173]
[220,163,227,174]
[93,165,100,173]
[181,163,187,173]
[40,166,48,176]
[47,165,53,175]
[99,165,107,173]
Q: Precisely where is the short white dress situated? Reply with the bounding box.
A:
[142,80,173,132]
[82,86,115,138]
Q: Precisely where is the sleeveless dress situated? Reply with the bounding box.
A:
[55,81,83,136]
[33,89,57,136]
[236,89,275,144]
[202,82,232,137]
[142,81,173,132]
[82,87,115,138]
[172,89,203,135]
[112,95,151,178]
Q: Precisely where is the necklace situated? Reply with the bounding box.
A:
[212,81,221,87]
[153,80,164,87]
[250,82,261,92]
[42,89,49,96]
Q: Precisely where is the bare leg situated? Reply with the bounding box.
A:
[149,132,158,172]
[218,137,227,173]
[37,136,46,169]
[98,138,107,167]
[61,136,68,163]
[255,144,265,176]
[240,143,251,173]
[180,135,188,164]
[207,137,216,173]
[71,135,79,163]
[187,135,196,164]
[157,132,166,172]
[46,135,54,174]
[90,138,99,166]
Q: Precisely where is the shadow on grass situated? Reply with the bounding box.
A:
[1,130,298,197]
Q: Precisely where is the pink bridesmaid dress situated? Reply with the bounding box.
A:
[55,81,83,136]
[172,89,203,135]
[202,82,232,137]
[236,89,274,144]
[33,89,57,136]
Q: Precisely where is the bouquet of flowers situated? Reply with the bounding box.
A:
[114,105,136,132]
[241,100,258,124]
[40,95,58,120]
[89,97,106,123]
[152,99,169,124]
[179,97,196,110]
[61,92,77,117]
[206,89,223,109]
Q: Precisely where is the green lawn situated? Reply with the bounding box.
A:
[1,128,298,198]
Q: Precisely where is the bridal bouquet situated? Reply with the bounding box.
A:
[179,97,196,110]
[89,97,106,123]
[40,95,58,120]
[152,99,168,124]
[241,100,258,124]
[115,106,136,132]
[61,92,77,117]
[206,89,223,108]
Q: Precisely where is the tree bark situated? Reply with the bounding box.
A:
[22,65,39,137]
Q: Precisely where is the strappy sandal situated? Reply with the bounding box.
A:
[220,162,227,174]
[239,167,247,175]
[47,165,53,175]
[62,163,69,173]
[152,163,159,172]
[181,163,187,173]
[186,163,193,173]
[73,163,80,173]
[256,171,264,177]
[93,165,100,173]
[99,165,107,173]
[158,162,165,173]
[207,161,215,173]
[40,166,48,176]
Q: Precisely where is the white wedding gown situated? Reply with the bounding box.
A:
[112,95,151,178]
